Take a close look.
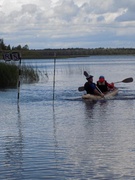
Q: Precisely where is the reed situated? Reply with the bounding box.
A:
[0,62,39,88]
[21,64,39,84]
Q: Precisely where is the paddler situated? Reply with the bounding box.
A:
[84,75,104,97]
[97,76,114,93]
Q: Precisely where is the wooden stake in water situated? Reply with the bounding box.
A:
[53,52,56,101]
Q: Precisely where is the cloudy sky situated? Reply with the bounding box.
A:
[0,0,135,49]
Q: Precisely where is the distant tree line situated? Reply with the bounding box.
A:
[0,38,135,59]
[20,47,135,59]
[40,47,135,57]
[0,38,29,51]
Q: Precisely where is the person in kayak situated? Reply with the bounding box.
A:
[84,75,104,97]
[97,76,114,93]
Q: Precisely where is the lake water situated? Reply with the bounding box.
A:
[0,55,135,179]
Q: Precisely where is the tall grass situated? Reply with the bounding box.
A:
[0,62,39,88]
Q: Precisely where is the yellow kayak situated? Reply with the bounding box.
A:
[82,88,118,100]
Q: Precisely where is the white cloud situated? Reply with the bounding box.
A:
[0,0,135,49]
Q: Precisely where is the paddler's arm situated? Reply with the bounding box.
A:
[94,89,104,97]
[92,83,104,97]
[107,82,115,89]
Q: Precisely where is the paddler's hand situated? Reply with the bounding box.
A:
[100,93,104,98]
[111,82,114,88]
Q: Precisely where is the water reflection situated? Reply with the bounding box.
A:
[52,102,59,174]
[83,100,97,119]
[84,100,109,119]
[53,103,58,148]
[3,105,23,179]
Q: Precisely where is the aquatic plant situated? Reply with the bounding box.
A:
[21,64,39,84]
[0,62,40,88]
[0,62,18,88]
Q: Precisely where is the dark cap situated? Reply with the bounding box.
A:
[99,76,104,79]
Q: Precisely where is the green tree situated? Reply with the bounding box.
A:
[0,39,6,50]
[7,45,11,50]
[22,44,29,50]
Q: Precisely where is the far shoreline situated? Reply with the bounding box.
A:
[0,47,135,60]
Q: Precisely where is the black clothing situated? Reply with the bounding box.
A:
[84,82,96,94]
[97,81,108,92]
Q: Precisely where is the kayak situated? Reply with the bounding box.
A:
[82,88,118,100]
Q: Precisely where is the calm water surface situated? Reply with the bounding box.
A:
[0,55,135,179]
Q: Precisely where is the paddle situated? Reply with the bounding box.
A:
[78,77,133,92]
[84,71,89,77]
[78,71,90,91]
[114,77,133,83]
[78,86,85,91]
[78,85,105,92]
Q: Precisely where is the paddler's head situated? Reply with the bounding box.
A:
[86,75,93,82]
[99,76,105,83]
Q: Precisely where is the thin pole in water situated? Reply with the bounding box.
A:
[53,52,56,101]
[17,54,21,102]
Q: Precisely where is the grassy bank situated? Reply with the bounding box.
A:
[0,62,39,89]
